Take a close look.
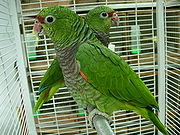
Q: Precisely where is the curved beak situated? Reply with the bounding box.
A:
[33,23,42,34]
[111,12,119,26]
[33,20,45,37]
[33,15,45,36]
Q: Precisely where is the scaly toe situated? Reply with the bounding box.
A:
[88,108,112,128]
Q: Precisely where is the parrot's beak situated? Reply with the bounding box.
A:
[33,21,45,37]
[33,23,42,34]
[33,15,46,36]
[111,12,119,26]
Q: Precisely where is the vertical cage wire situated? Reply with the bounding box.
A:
[19,0,161,134]
[156,2,166,135]
[164,1,180,135]
[0,0,36,135]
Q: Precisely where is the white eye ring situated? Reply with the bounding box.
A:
[45,15,56,24]
[100,12,108,18]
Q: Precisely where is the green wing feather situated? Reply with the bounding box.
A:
[76,41,169,135]
[76,40,158,109]
[34,58,65,112]
[34,81,65,112]
[39,58,64,93]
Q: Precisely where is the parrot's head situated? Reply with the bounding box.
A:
[33,6,119,45]
[33,6,81,43]
[86,6,119,34]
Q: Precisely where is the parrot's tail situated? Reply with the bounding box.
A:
[135,108,169,135]
[147,109,169,135]
[33,98,44,113]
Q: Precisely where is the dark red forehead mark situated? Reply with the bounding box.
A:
[108,11,115,17]
[35,15,45,24]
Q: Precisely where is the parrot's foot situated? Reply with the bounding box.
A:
[88,108,112,128]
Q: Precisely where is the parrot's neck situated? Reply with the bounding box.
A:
[55,44,80,85]
[55,23,97,85]
[55,21,97,86]
[54,19,96,47]
[92,29,109,47]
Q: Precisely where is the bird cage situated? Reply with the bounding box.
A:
[0,0,36,134]
[0,0,179,135]
[164,1,180,134]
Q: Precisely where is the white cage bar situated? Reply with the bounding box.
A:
[165,1,180,135]
[0,0,36,134]
[156,1,166,135]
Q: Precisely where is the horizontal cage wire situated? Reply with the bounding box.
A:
[6,0,177,134]
[0,0,36,135]
[165,2,180,135]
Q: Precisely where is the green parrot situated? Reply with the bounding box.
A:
[33,6,169,135]
[33,6,119,112]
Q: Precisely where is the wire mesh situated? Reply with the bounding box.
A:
[165,1,180,135]
[0,0,36,135]
[18,0,180,135]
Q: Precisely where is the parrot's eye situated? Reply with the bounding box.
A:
[35,20,39,24]
[100,12,108,18]
[45,15,56,24]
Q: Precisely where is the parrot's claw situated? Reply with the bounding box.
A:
[88,108,112,128]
